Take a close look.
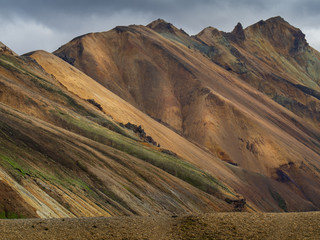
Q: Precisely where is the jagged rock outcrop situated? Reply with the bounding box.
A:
[226,22,246,43]
[124,122,158,146]
[86,99,103,112]
[225,198,247,212]
[0,42,17,56]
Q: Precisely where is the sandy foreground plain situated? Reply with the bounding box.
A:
[1,212,320,240]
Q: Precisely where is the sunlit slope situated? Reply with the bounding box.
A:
[30,46,319,211]
[0,50,243,218]
[29,50,234,178]
[1,102,236,217]
[52,18,320,211]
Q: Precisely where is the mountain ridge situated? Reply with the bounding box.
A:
[51,16,320,211]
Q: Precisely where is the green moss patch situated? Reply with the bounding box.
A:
[0,211,24,219]
[51,110,233,198]
[270,189,287,212]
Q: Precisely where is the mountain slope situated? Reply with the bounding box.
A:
[196,17,320,126]
[31,49,320,212]
[0,47,242,218]
[53,18,320,211]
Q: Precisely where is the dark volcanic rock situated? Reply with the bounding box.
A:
[289,30,308,55]
[125,123,146,138]
[58,53,76,65]
[124,122,158,146]
[145,136,157,146]
[228,22,246,43]
[225,198,246,212]
[276,169,291,183]
[87,99,103,112]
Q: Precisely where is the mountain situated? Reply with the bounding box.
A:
[53,17,320,211]
[196,16,320,126]
[1,17,320,219]
[0,44,238,218]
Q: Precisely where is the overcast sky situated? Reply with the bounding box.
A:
[1,0,320,54]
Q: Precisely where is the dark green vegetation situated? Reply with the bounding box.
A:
[269,189,287,212]
[0,211,23,219]
[50,108,232,197]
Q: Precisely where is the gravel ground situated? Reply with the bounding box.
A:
[1,212,320,239]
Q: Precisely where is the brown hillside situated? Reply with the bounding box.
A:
[53,17,320,211]
[1,16,320,218]
[197,16,320,126]
[1,48,241,218]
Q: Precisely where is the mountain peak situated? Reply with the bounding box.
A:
[228,22,245,43]
[232,23,244,33]
[147,18,173,31]
[266,16,286,24]
[198,26,222,37]
[246,16,308,55]
[147,18,169,26]
[255,16,287,27]
[147,19,188,36]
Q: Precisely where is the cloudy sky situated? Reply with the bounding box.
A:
[1,0,320,54]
